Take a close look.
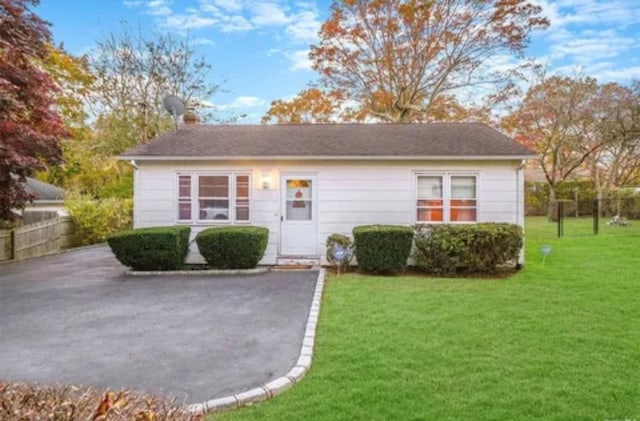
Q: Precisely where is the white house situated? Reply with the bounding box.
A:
[121,123,535,265]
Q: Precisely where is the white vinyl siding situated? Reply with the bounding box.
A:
[133,160,523,265]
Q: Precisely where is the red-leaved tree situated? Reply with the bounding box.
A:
[0,0,67,221]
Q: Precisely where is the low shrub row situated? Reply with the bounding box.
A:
[343,223,523,275]
[107,221,520,274]
[107,225,269,271]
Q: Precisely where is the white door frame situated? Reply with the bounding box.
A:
[279,173,319,256]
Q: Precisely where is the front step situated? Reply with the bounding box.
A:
[276,256,321,267]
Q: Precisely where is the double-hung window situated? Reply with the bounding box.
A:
[198,175,230,221]
[178,175,192,221]
[416,173,477,223]
[177,173,251,223]
[449,176,477,222]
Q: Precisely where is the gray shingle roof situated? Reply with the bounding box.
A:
[122,122,534,159]
[25,177,65,201]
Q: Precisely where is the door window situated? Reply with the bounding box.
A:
[285,179,312,221]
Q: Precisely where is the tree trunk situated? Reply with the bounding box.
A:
[547,187,557,222]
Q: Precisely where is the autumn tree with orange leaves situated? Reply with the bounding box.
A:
[262,89,348,124]
[586,82,640,198]
[264,0,548,123]
[502,74,605,218]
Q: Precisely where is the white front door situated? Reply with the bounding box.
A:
[280,174,318,256]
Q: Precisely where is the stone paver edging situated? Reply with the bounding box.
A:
[185,268,326,415]
[125,268,270,276]
[127,266,321,276]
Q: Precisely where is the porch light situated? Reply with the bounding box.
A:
[261,172,271,189]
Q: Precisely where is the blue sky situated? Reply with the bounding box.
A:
[37,0,640,123]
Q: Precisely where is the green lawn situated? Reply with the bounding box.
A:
[215,217,640,420]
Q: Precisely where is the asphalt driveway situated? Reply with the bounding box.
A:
[0,246,318,403]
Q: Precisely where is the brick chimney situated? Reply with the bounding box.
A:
[183,111,200,124]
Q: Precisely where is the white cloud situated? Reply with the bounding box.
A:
[220,15,254,32]
[529,0,640,84]
[123,0,143,7]
[192,37,216,46]
[142,0,321,51]
[483,54,521,75]
[285,10,321,43]
[162,13,218,30]
[285,49,312,71]
[592,66,640,81]
[233,96,265,107]
[216,96,266,110]
[550,33,637,62]
[535,0,640,31]
[250,2,291,26]
[146,0,173,16]
[209,0,244,13]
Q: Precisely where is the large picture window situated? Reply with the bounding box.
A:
[416,174,477,223]
[177,173,251,223]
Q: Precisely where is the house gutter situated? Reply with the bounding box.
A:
[516,160,526,266]
[118,154,538,162]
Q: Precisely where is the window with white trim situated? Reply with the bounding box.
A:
[416,174,477,223]
[177,173,251,223]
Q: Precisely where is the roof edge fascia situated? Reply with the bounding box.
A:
[120,154,537,161]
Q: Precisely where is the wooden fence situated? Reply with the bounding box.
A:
[0,230,11,261]
[0,213,77,262]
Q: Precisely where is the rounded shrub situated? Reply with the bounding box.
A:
[412,223,523,274]
[325,233,354,272]
[195,226,269,269]
[107,226,191,271]
[352,225,413,274]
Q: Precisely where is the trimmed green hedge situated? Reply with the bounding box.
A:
[107,226,191,271]
[195,226,269,269]
[352,225,413,274]
[413,223,523,274]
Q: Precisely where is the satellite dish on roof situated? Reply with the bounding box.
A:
[163,95,185,130]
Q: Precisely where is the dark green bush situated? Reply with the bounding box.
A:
[195,226,269,269]
[352,225,413,274]
[107,226,191,271]
[413,223,523,274]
